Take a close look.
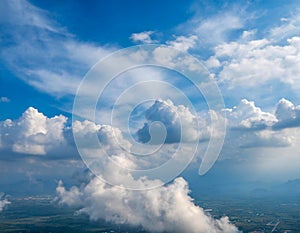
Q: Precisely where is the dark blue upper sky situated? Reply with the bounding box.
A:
[30,0,196,46]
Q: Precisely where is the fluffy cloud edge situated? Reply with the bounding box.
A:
[56,176,239,233]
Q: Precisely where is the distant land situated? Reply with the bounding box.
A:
[0,194,299,233]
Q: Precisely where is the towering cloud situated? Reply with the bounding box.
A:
[274,98,300,129]
[57,177,238,233]
[136,99,208,144]
[57,102,238,233]
[224,99,277,130]
[0,107,67,155]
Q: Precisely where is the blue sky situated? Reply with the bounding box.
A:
[1,0,300,202]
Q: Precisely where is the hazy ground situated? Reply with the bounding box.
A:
[0,195,299,233]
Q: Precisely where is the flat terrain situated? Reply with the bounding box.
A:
[0,196,299,233]
[0,196,144,233]
[198,196,300,233]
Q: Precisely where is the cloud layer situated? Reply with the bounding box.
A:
[1,97,299,159]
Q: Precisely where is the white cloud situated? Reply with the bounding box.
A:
[56,177,238,233]
[130,31,156,44]
[152,45,205,72]
[0,0,59,32]
[197,10,300,105]
[205,17,300,102]
[167,35,198,52]
[0,194,10,212]
[195,13,245,45]
[275,98,296,122]
[274,98,300,129]
[0,103,196,172]
[2,97,299,161]
[57,114,238,233]
[224,99,277,130]
[237,130,293,148]
[224,98,300,132]
[205,56,221,69]
[270,11,300,42]
[0,107,67,155]
[136,99,208,143]
[216,37,300,90]
[240,29,257,40]
[222,99,298,149]
[73,120,132,154]
[73,118,183,184]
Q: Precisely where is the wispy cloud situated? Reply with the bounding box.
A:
[175,8,250,47]
[269,10,300,42]
[0,0,114,97]
[195,13,244,44]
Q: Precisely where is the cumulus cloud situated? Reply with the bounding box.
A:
[167,35,198,52]
[73,118,183,184]
[0,107,67,155]
[200,10,300,104]
[218,37,300,89]
[136,99,208,144]
[0,103,199,170]
[130,31,156,44]
[57,111,239,232]
[56,177,238,233]
[0,193,10,212]
[224,99,277,130]
[223,99,299,148]
[274,98,300,129]
[2,97,299,159]
[207,33,300,102]
[73,120,132,155]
